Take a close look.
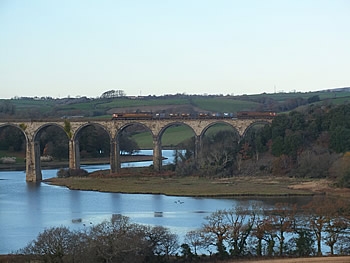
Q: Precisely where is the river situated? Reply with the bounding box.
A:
[0,150,311,254]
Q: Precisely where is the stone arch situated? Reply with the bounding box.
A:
[155,122,197,170]
[157,121,196,142]
[72,122,112,171]
[0,124,28,173]
[197,121,242,177]
[29,123,70,181]
[33,123,70,162]
[33,123,68,142]
[0,123,28,143]
[73,122,111,142]
[115,122,154,141]
[200,121,240,141]
[113,122,154,171]
[241,120,271,139]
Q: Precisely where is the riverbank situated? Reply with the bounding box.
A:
[0,154,155,171]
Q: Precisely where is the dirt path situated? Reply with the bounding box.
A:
[288,179,350,199]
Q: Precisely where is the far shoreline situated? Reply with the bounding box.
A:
[0,154,156,171]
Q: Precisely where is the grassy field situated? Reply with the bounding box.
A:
[96,97,190,109]
[45,172,318,197]
[3,90,350,120]
[132,123,237,148]
[191,97,259,112]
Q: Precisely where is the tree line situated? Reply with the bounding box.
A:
[16,196,350,262]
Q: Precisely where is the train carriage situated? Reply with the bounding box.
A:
[112,112,153,120]
[237,111,276,119]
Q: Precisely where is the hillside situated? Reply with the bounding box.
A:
[0,89,349,119]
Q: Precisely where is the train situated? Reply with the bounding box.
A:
[112,111,276,120]
[112,112,153,120]
[236,111,276,119]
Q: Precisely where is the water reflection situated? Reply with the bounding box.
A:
[152,194,165,215]
[0,150,313,254]
[69,190,81,221]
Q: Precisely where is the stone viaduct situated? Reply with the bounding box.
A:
[0,118,272,182]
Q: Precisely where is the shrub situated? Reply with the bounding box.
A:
[40,155,53,162]
[0,157,16,164]
[337,170,350,188]
[57,168,88,178]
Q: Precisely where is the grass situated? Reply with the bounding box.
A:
[131,126,195,149]
[161,126,194,146]
[132,123,237,148]
[96,97,190,109]
[45,173,315,197]
[192,97,259,112]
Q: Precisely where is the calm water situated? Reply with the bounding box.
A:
[0,150,311,254]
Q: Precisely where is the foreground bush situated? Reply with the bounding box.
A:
[17,215,179,263]
[15,197,350,262]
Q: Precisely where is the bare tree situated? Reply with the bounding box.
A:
[87,215,151,263]
[184,229,215,256]
[324,215,349,255]
[268,203,297,256]
[18,226,73,263]
[226,206,256,257]
[202,209,231,259]
[303,196,346,256]
[145,225,179,260]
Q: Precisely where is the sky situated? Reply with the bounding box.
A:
[0,0,349,99]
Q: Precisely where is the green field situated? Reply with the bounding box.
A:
[191,97,259,112]
[2,90,350,120]
[45,174,316,197]
[95,97,190,109]
[131,123,237,149]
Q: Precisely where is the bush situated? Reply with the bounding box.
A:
[57,168,88,178]
[337,170,350,188]
[40,155,53,162]
[18,216,179,263]
[0,156,16,164]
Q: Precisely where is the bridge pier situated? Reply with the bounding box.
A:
[26,141,42,182]
[69,139,80,170]
[194,135,200,159]
[153,136,162,171]
[194,135,201,165]
[110,140,121,173]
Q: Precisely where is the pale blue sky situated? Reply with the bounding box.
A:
[1,0,349,98]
